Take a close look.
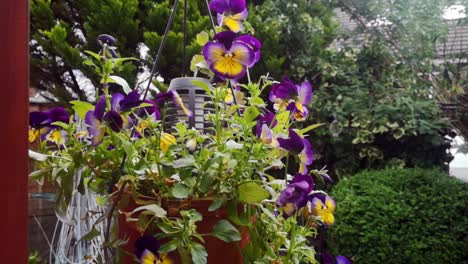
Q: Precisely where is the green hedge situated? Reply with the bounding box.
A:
[328,168,468,264]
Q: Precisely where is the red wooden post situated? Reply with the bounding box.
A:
[0,0,29,262]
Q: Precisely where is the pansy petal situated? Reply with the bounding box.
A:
[97,34,116,47]
[227,0,246,14]
[85,110,105,146]
[103,110,123,132]
[209,0,229,13]
[336,256,351,264]
[141,249,158,264]
[203,42,227,65]
[277,129,304,154]
[282,203,296,217]
[232,9,248,20]
[29,111,50,127]
[291,174,314,193]
[230,42,255,67]
[111,93,124,112]
[325,196,336,212]
[94,96,106,120]
[120,90,142,111]
[300,138,314,166]
[214,31,237,49]
[297,81,312,105]
[135,235,160,260]
[222,15,244,33]
[48,107,70,124]
[275,77,298,99]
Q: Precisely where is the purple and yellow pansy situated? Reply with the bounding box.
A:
[209,0,247,33]
[277,174,314,217]
[321,253,351,264]
[310,194,336,226]
[203,31,257,80]
[134,236,173,264]
[255,111,277,144]
[29,107,70,145]
[269,77,313,121]
[277,129,314,173]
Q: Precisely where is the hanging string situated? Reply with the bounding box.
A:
[182,0,188,76]
[142,0,181,100]
[204,0,217,34]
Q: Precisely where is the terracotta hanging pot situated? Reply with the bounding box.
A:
[117,196,244,264]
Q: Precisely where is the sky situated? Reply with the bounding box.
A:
[450,136,468,168]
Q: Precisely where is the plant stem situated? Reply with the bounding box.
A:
[178,247,192,264]
[285,153,290,184]
[287,217,297,260]
[104,180,128,263]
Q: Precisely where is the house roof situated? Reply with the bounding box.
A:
[334,8,468,58]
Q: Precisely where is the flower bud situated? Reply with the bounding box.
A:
[185,138,197,151]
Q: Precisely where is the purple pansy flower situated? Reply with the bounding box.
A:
[269,77,313,120]
[85,96,107,146]
[217,9,248,33]
[255,111,277,141]
[277,174,314,217]
[135,235,173,263]
[277,128,304,154]
[286,102,309,121]
[85,96,125,145]
[97,34,116,47]
[29,107,70,143]
[309,193,336,226]
[320,253,351,264]
[203,31,255,80]
[209,0,246,14]
[235,35,262,67]
[336,256,352,264]
[154,90,193,117]
[299,138,314,174]
[97,34,117,58]
[277,129,314,173]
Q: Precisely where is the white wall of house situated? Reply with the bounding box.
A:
[450,136,468,181]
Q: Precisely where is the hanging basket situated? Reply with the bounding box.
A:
[117,195,244,264]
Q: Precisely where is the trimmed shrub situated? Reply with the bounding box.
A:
[328,168,468,264]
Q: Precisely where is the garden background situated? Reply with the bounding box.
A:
[28,0,468,263]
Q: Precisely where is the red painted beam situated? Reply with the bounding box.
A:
[0,0,29,262]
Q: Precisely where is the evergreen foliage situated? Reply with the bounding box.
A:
[329,168,468,264]
[30,0,210,102]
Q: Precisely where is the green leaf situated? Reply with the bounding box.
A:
[243,106,260,123]
[172,183,192,199]
[78,227,100,243]
[51,121,69,129]
[159,239,178,253]
[237,182,270,204]
[196,31,209,46]
[192,80,212,96]
[71,100,94,120]
[158,222,179,234]
[108,75,131,94]
[211,220,241,242]
[131,204,167,218]
[173,156,195,168]
[190,242,208,264]
[84,50,102,61]
[208,198,224,212]
[300,123,324,134]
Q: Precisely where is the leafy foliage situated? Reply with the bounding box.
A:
[247,0,338,80]
[309,43,452,177]
[30,0,210,102]
[329,168,468,263]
